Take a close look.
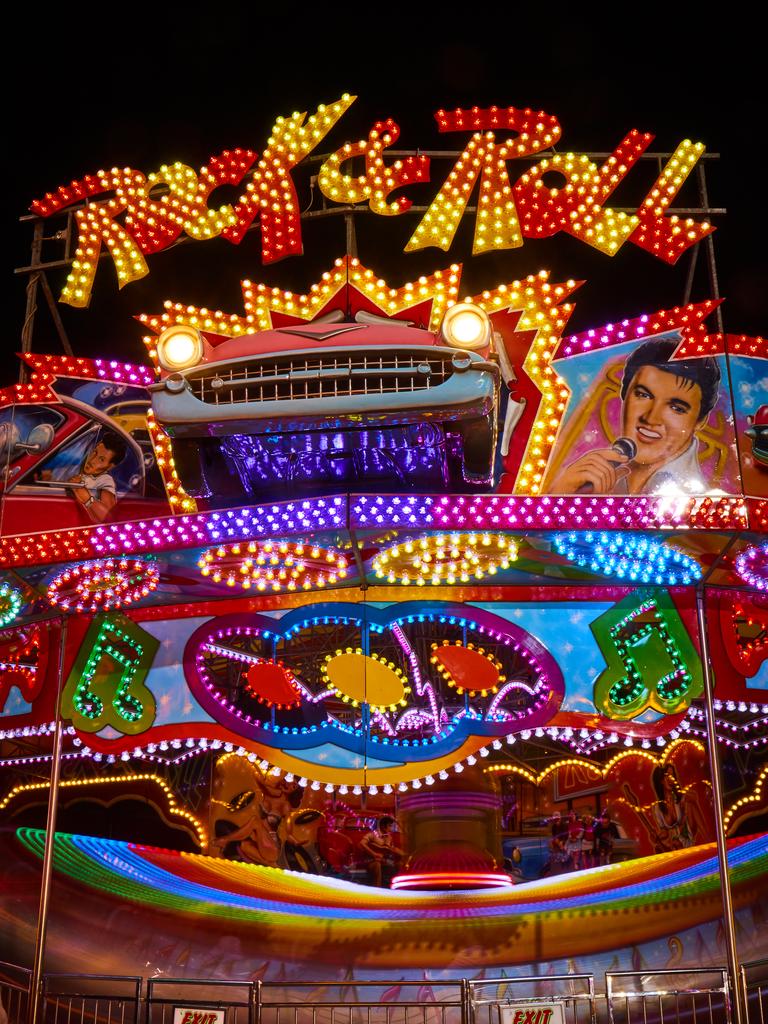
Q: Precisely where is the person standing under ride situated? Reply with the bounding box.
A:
[594,812,617,865]
[581,814,595,869]
[564,811,584,870]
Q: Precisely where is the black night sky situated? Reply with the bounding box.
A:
[7,14,766,384]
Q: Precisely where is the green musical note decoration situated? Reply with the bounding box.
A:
[591,592,702,720]
[62,613,159,734]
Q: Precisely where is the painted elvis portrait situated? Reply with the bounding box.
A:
[544,334,738,496]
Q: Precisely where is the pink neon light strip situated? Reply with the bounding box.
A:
[391,872,514,890]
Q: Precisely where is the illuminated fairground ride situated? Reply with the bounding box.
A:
[2,97,767,1024]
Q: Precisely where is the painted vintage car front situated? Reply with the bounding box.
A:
[150,320,500,500]
[0,392,170,536]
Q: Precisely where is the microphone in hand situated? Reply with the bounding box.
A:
[576,437,637,494]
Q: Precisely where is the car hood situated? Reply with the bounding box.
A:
[200,322,440,363]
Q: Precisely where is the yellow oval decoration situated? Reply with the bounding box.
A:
[322,650,409,710]
[372,532,519,585]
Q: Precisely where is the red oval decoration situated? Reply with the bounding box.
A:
[244,661,301,709]
[430,643,502,697]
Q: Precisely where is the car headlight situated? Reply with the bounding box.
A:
[156,325,204,371]
[440,303,491,351]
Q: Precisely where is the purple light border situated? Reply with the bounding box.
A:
[0,493,765,570]
[735,543,768,591]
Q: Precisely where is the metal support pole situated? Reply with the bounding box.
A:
[348,529,368,592]
[460,977,470,1024]
[695,589,747,1024]
[19,221,44,386]
[38,272,74,357]
[344,211,358,260]
[696,164,725,334]
[682,243,699,306]
[27,618,68,1024]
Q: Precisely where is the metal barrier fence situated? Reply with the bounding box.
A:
[468,974,596,1024]
[146,979,254,1024]
[255,980,467,1024]
[40,974,142,1024]
[742,957,767,1024]
[604,968,731,1024]
[3,962,767,1024]
[0,961,31,1024]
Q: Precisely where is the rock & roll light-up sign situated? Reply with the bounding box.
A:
[31,97,713,308]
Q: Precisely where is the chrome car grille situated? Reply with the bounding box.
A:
[186,351,455,405]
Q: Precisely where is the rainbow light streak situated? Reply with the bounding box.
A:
[735,543,768,591]
[553,532,701,585]
[14,829,767,967]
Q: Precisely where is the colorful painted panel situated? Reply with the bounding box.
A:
[5,590,763,790]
